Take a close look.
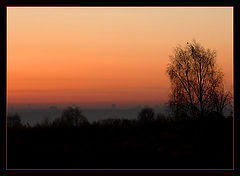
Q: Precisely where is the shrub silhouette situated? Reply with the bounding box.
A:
[156,112,166,121]
[97,118,133,128]
[137,108,155,123]
[40,116,52,128]
[59,106,89,127]
[7,113,23,128]
[98,118,122,126]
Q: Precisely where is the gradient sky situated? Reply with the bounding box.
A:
[7,7,233,108]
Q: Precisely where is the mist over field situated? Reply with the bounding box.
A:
[7,103,233,126]
[7,104,171,126]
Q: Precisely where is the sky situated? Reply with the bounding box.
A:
[7,7,233,108]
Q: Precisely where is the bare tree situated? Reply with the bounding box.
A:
[169,81,190,119]
[167,40,231,118]
[211,84,232,115]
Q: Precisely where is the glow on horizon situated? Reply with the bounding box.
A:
[7,7,233,108]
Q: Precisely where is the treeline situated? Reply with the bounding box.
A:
[7,106,232,129]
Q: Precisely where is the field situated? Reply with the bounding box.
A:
[7,117,233,169]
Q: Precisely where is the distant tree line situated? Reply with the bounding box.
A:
[7,105,232,129]
[7,107,164,128]
[7,106,168,128]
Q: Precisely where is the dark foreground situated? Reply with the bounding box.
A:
[7,118,233,169]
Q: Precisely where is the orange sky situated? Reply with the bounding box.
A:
[7,7,233,108]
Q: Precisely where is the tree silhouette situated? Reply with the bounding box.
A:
[7,113,22,128]
[211,84,232,115]
[167,40,231,118]
[40,116,52,127]
[60,106,89,127]
[137,108,155,123]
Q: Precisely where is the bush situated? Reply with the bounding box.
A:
[137,108,155,123]
[59,106,89,127]
[7,113,23,128]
